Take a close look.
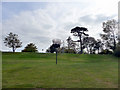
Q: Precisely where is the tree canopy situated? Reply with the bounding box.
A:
[22,43,38,52]
[100,19,118,51]
[4,32,22,52]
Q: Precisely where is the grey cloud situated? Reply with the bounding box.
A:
[32,36,51,44]
[95,14,116,23]
[63,22,82,30]
[42,24,53,29]
[79,15,94,24]
[79,14,116,25]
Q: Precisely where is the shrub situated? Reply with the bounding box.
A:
[22,43,38,52]
[99,49,113,54]
[64,49,76,53]
[114,46,120,57]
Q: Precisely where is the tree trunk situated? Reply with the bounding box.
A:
[98,48,99,54]
[113,38,116,51]
[90,47,92,54]
[68,43,70,50]
[12,47,15,52]
[79,35,83,54]
[113,32,116,51]
[86,46,89,54]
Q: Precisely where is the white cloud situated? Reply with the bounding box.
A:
[2,1,118,52]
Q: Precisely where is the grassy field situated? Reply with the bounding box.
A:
[2,52,118,88]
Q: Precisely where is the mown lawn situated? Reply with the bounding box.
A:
[2,52,118,88]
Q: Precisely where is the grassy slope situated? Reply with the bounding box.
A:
[2,52,118,88]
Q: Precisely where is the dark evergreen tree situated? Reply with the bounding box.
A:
[71,26,89,54]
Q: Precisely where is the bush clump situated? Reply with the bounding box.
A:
[99,49,113,54]
[114,46,120,57]
[64,49,76,53]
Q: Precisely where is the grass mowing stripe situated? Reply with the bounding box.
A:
[2,52,118,88]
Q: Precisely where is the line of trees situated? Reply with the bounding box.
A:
[3,19,120,57]
[46,19,119,56]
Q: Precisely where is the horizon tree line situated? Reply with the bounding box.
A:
[3,19,120,56]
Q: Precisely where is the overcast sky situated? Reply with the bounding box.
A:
[1,0,119,52]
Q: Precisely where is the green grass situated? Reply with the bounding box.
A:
[2,52,118,88]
